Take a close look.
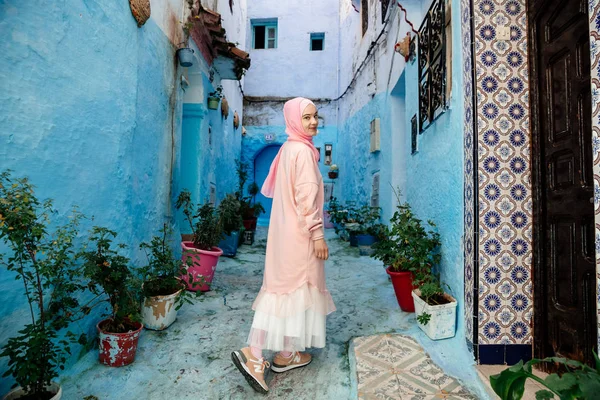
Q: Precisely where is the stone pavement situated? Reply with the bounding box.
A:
[59,228,490,399]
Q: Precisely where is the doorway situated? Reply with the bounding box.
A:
[529,0,597,366]
[254,144,281,226]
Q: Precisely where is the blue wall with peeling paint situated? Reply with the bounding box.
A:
[0,1,189,393]
[336,5,466,355]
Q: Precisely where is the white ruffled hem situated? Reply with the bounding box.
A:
[247,283,336,352]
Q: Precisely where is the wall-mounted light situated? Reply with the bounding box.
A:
[324,143,332,166]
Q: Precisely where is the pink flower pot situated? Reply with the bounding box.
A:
[180,241,223,291]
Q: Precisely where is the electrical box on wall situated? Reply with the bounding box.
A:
[370,118,380,153]
[324,143,332,165]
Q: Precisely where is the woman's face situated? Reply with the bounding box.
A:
[302,104,319,136]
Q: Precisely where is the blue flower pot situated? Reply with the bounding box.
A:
[349,233,358,247]
[356,234,378,247]
[218,231,240,257]
[177,48,194,67]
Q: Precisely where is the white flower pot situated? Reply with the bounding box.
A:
[412,289,457,340]
[3,382,62,400]
[141,288,182,330]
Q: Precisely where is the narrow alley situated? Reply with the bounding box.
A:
[59,229,488,399]
[3,0,600,399]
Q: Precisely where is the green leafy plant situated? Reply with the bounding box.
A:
[0,170,87,397]
[371,200,441,273]
[139,223,198,307]
[218,194,243,235]
[370,190,446,324]
[235,160,265,220]
[490,352,600,399]
[326,197,347,235]
[78,227,141,333]
[354,203,381,235]
[175,190,223,250]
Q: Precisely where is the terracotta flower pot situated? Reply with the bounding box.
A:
[243,217,257,231]
[180,241,223,291]
[97,319,143,367]
[386,267,416,312]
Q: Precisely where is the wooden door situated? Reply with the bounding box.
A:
[529,0,597,365]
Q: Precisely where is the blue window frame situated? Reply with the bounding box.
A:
[252,18,278,49]
[310,33,325,51]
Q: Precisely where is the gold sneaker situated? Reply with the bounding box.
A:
[231,347,270,394]
[271,351,312,373]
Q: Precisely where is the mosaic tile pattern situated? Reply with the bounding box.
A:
[589,0,600,350]
[462,0,476,347]
[354,334,477,399]
[473,0,533,345]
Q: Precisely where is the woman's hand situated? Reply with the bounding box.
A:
[314,238,329,260]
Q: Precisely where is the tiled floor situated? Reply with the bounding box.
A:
[354,334,477,399]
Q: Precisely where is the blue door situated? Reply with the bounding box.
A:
[254,145,281,226]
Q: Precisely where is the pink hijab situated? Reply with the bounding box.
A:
[261,97,320,198]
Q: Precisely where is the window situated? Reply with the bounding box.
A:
[252,19,277,49]
[361,0,368,36]
[310,33,325,51]
[417,0,451,132]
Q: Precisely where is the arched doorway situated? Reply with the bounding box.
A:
[254,144,281,226]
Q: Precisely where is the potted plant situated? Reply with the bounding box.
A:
[175,190,224,291]
[328,164,339,179]
[354,204,382,254]
[411,272,457,340]
[207,85,223,110]
[139,224,198,331]
[176,15,199,67]
[235,160,265,232]
[371,199,441,313]
[342,202,361,246]
[176,1,199,67]
[217,193,243,257]
[490,352,600,399]
[78,227,142,368]
[327,197,347,235]
[0,171,86,400]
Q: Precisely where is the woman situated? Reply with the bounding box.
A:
[231,97,336,394]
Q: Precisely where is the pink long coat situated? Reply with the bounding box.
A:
[248,141,336,351]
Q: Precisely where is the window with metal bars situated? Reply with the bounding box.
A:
[418,0,451,132]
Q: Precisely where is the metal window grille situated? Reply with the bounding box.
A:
[418,0,447,132]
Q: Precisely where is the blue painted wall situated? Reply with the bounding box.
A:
[176,75,242,237]
[336,0,466,354]
[0,1,197,392]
